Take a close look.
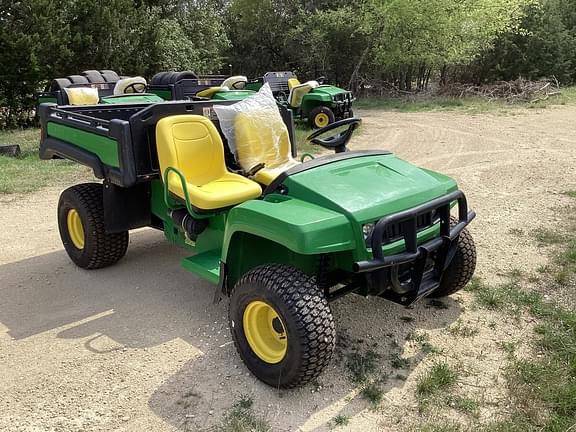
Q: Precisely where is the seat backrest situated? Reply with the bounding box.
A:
[63,87,99,105]
[234,111,293,171]
[287,78,300,90]
[288,80,319,107]
[114,76,147,95]
[156,115,227,187]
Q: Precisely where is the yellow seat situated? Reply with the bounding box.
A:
[156,115,261,210]
[197,86,227,98]
[234,112,299,185]
[288,80,319,108]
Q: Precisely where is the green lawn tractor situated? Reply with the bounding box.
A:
[36,70,164,108]
[38,91,476,388]
[148,71,256,102]
[245,71,355,128]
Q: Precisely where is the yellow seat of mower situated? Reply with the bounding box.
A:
[196,86,227,98]
[234,112,299,186]
[156,115,261,210]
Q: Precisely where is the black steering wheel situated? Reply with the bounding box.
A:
[316,76,326,85]
[306,118,362,153]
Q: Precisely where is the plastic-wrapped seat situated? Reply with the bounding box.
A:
[288,80,319,108]
[234,111,299,185]
[156,115,261,210]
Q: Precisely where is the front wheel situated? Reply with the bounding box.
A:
[430,221,476,298]
[229,264,336,388]
[309,106,335,129]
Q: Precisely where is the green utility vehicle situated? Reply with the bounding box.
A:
[36,70,164,107]
[38,96,476,388]
[246,71,354,128]
[148,71,255,102]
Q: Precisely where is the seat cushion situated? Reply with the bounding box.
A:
[254,160,300,185]
[170,171,261,210]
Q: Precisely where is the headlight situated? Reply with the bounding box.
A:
[363,222,375,244]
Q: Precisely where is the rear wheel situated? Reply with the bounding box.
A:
[57,183,129,269]
[430,220,476,297]
[229,264,336,388]
[309,106,335,129]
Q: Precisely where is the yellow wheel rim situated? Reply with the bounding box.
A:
[315,112,330,128]
[67,209,85,249]
[243,301,287,364]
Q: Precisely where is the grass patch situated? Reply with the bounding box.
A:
[0,128,89,193]
[360,382,384,406]
[355,86,576,114]
[469,198,576,430]
[448,320,479,338]
[218,395,270,432]
[446,395,480,417]
[416,361,458,396]
[532,227,566,245]
[390,352,410,369]
[332,414,350,427]
[345,349,380,384]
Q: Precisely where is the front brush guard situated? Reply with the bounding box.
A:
[353,190,475,306]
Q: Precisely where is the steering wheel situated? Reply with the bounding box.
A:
[230,80,246,90]
[124,82,146,94]
[316,76,326,85]
[306,118,362,153]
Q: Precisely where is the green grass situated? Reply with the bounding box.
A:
[448,320,479,338]
[361,382,384,406]
[0,128,89,193]
[332,414,350,427]
[465,196,576,430]
[355,86,576,114]
[218,395,271,432]
[344,349,380,384]
[416,361,458,396]
[446,395,480,417]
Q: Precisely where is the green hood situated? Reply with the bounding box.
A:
[311,84,350,97]
[281,153,457,222]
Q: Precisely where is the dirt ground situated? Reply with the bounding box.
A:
[1,106,576,432]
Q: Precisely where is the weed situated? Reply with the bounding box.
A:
[448,320,479,338]
[421,342,441,354]
[219,395,271,432]
[416,423,461,432]
[389,353,410,369]
[406,331,430,343]
[332,414,350,427]
[532,227,566,245]
[562,191,576,199]
[497,341,516,357]
[446,395,480,416]
[508,227,524,236]
[400,315,415,322]
[345,349,380,384]
[360,382,383,406]
[416,361,458,396]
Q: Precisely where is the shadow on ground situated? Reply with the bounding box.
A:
[0,229,462,431]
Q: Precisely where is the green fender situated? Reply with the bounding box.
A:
[222,196,356,262]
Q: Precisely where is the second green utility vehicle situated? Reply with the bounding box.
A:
[38,88,475,388]
[246,71,355,128]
